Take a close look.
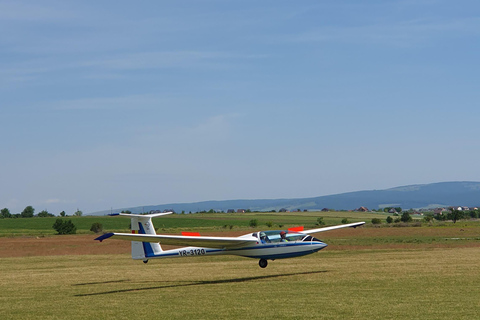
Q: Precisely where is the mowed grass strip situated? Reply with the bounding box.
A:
[1,247,479,320]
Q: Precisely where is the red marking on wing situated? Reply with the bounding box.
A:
[288,226,304,232]
[181,232,201,236]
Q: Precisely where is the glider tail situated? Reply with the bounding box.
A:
[110,212,172,260]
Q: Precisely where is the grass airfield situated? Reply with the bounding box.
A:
[1,247,479,319]
[1,212,480,319]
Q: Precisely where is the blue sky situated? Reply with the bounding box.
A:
[1,0,480,214]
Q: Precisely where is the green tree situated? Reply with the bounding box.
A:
[423,215,433,222]
[21,206,35,218]
[447,209,464,223]
[52,219,77,234]
[469,210,479,219]
[90,222,103,233]
[37,210,54,217]
[386,216,393,223]
[1,208,12,219]
[59,211,66,217]
[400,211,412,223]
[341,218,349,224]
[249,219,258,227]
[73,209,83,217]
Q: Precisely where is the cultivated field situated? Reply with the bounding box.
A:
[1,213,479,319]
[0,210,376,236]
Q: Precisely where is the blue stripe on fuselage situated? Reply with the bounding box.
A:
[228,241,326,252]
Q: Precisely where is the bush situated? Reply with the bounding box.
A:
[401,212,412,223]
[371,218,382,225]
[341,218,349,224]
[90,222,103,233]
[423,215,433,223]
[52,219,77,235]
[249,219,258,227]
[316,217,325,226]
[386,216,393,224]
[266,221,273,228]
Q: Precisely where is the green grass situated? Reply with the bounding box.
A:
[1,247,479,319]
[0,211,371,236]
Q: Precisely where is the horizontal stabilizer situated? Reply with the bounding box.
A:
[95,233,115,242]
[108,212,173,218]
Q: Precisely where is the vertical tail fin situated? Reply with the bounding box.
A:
[110,212,172,260]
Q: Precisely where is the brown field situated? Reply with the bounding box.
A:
[2,225,479,258]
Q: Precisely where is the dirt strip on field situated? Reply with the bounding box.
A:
[1,227,479,258]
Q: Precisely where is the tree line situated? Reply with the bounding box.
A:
[0,206,83,219]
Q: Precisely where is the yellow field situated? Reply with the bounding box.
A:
[1,247,479,319]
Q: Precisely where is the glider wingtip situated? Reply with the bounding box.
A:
[95,233,115,242]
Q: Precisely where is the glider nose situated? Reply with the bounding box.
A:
[315,242,328,252]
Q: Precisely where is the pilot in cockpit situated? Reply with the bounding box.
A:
[280,231,288,242]
[259,232,269,243]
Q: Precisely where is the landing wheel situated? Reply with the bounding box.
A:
[143,259,149,264]
[259,259,268,268]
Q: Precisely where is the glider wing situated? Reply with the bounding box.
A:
[301,221,365,235]
[95,233,257,249]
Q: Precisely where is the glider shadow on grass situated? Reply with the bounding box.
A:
[74,270,328,297]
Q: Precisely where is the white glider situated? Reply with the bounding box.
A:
[95,212,365,268]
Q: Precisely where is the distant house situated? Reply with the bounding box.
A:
[388,208,397,214]
[279,208,287,212]
[321,208,329,212]
[433,208,446,215]
[237,209,246,213]
[227,209,235,213]
[357,207,369,212]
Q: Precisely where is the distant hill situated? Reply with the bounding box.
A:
[88,181,480,215]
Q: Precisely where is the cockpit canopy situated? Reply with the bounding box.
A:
[253,230,321,243]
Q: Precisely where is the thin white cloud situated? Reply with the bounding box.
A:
[80,51,267,71]
[0,1,74,22]
[280,17,480,47]
[135,113,242,147]
[50,94,169,111]
[0,50,266,86]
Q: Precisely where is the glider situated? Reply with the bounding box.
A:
[95,212,365,268]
